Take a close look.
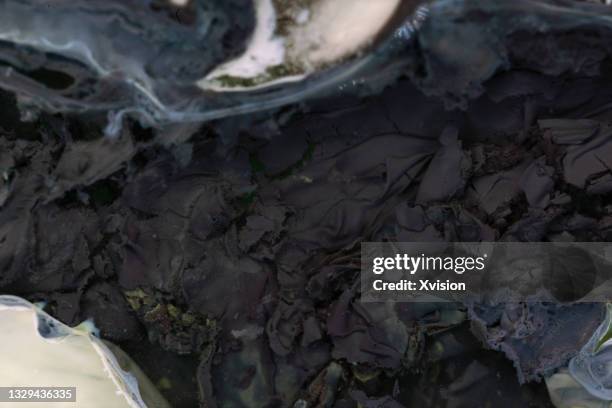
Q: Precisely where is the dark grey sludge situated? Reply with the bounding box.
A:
[3,0,612,407]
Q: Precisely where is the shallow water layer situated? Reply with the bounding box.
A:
[1,0,612,132]
[0,0,422,131]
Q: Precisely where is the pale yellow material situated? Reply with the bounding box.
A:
[0,296,165,408]
[200,0,402,90]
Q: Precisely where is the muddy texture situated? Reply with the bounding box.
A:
[4,1,612,407]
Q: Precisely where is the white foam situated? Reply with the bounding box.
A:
[200,0,285,83]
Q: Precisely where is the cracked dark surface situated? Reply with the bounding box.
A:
[4,1,612,407]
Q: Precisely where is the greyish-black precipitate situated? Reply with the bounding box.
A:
[4,0,612,407]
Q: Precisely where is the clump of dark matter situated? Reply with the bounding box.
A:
[4,1,612,407]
